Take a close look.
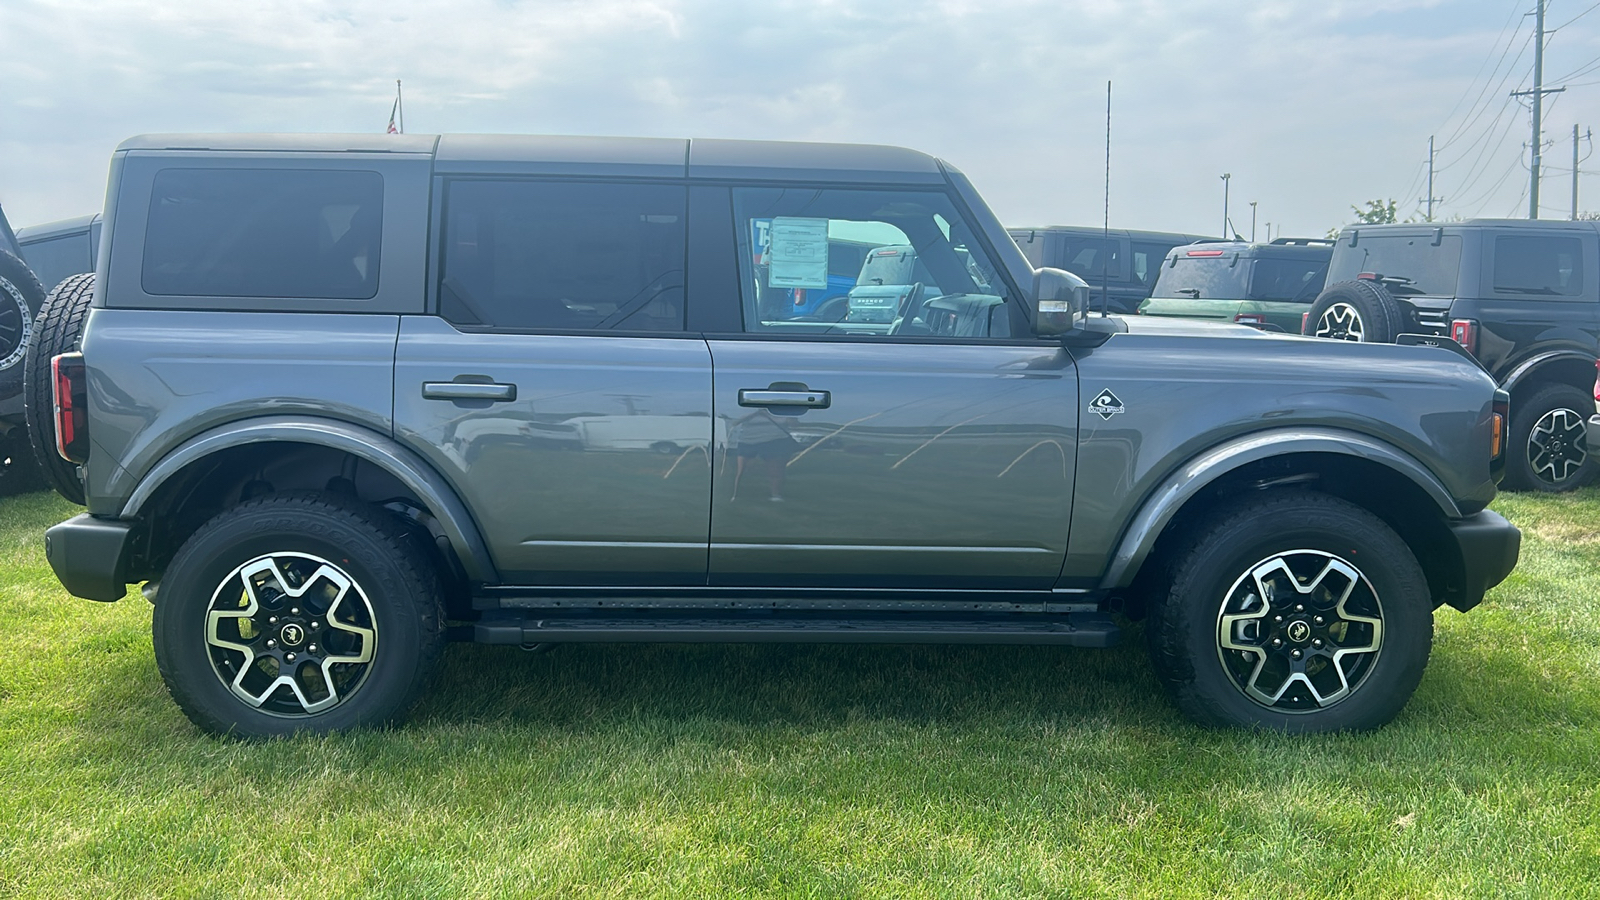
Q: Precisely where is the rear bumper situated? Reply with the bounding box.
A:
[1444,509,1520,611]
[44,513,134,602]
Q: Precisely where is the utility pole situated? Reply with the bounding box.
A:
[1576,124,1582,220]
[1221,173,1231,238]
[1513,1,1563,218]
[1422,135,1443,222]
[1250,201,1258,241]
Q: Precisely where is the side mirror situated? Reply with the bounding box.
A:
[1031,267,1088,337]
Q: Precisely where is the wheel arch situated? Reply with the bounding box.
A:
[1103,429,1473,610]
[1499,350,1595,403]
[122,415,498,585]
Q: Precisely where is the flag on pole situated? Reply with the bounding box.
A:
[386,96,399,134]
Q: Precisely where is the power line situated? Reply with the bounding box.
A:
[1553,0,1600,30]
[1439,20,1533,152]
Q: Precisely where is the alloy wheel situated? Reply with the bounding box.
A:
[0,277,30,370]
[205,552,378,716]
[1314,303,1365,341]
[1528,407,1588,486]
[1215,549,1384,712]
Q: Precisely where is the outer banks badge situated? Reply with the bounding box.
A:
[1088,388,1125,420]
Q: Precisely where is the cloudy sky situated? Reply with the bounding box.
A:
[3,0,1598,239]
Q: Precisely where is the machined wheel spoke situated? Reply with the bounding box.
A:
[1315,303,1364,341]
[1528,409,1587,483]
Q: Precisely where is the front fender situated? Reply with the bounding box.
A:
[120,415,499,583]
[1097,427,1461,590]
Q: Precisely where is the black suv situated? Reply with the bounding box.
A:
[1008,226,1213,315]
[1304,219,1600,492]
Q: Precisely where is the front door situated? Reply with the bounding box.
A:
[706,186,1078,589]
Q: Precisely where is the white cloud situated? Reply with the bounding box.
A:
[1,0,1592,235]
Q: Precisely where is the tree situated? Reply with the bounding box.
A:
[1352,199,1401,224]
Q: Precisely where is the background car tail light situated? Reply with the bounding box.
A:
[1593,359,1599,404]
[1301,311,1310,332]
[1233,313,1266,327]
[52,352,88,464]
[1186,249,1224,257]
[1451,318,1478,356]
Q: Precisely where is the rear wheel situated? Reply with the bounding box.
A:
[1504,383,1596,492]
[153,493,446,738]
[1148,492,1432,732]
[1303,280,1403,343]
[0,249,46,400]
[22,272,94,504]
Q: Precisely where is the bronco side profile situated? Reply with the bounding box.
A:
[39,134,1518,738]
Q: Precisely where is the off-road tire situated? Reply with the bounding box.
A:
[1147,491,1432,732]
[0,249,47,400]
[22,272,94,505]
[1303,280,1403,343]
[1504,383,1596,493]
[153,492,447,739]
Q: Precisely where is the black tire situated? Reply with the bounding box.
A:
[22,272,94,505]
[1303,280,1403,343]
[0,249,47,401]
[152,492,446,739]
[1503,383,1597,493]
[1148,491,1432,732]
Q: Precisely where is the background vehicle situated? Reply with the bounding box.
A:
[0,203,50,494]
[40,133,1516,739]
[1305,219,1600,492]
[1139,238,1332,331]
[1008,226,1214,314]
[16,214,100,296]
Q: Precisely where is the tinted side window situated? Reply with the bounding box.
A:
[1056,236,1122,282]
[1493,236,1584,297]
[440,181,686,332]
[143,169,383,299]
[1009,230,1047,268]
[19,232,92,293]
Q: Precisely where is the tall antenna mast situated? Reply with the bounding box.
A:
[1101,79,1111,317]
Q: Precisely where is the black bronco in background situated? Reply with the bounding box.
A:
[34,133,1517,739]
[1008,226,1213,315]
[0,203,51,493]
[1305,220,1600,492]
[16,214,101,302]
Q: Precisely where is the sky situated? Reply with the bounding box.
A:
[3,0,1598,240]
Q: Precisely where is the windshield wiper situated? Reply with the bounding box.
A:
[1175,288,1200,298]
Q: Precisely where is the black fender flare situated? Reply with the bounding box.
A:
[1499,349,1596,396]
[1098,427,1461,590]
[119,415,499,583]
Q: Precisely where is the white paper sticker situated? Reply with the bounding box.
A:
[766,217,830,289]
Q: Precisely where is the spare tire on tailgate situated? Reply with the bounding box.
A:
[1302,279,1403,343]
[23,272,95,505]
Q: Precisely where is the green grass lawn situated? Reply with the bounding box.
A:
[1,489,1598,898]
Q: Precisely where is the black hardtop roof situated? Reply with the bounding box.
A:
[116,133,949,184]
[1336,218,1600,237]
[15,213,100,242]
[1007,225,1214,242]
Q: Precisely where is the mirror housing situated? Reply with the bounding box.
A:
[1031,267,1088,337]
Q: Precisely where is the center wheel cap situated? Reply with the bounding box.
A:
[279,622,306,647]
[1285,619,1312,644]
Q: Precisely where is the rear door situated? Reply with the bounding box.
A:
[393,178,713,584]
[704,185,1078,589]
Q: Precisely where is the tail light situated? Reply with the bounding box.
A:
[1592,359,1599,405]
[52,352,89,464]
[1490,389,1509,462]
[1233,313,1266,327]
[1301,311,1310,333]
[1451,318,1478,356]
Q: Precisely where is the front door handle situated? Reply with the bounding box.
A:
[738,389,830,409]
[422,382,517,402]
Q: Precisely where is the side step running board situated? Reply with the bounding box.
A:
[470,610,1119,648]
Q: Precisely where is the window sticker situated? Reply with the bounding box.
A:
[766,217,830,289]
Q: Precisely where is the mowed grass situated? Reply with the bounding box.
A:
[1,490,1599,898]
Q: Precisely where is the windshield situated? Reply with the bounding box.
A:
[1326,234,1462,296]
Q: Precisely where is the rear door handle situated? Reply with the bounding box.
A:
[738,389,830,409]
[422,382,517,402]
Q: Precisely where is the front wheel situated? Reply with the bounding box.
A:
[1148,492,1432,732]
[1503,383,1596,492]
[153,493,446,738]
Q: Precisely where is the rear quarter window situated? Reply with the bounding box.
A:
[1492,235,1584,297]
[142,168,384,300]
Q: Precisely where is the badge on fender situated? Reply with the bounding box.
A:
[1088,389,1125,420]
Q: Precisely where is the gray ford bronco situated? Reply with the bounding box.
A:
[38,133,1519,738]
